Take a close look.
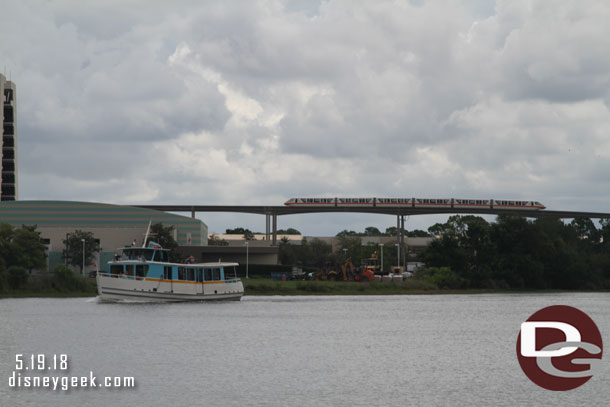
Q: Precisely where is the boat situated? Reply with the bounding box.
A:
[96,241,244,302]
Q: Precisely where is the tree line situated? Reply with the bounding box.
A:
[0,223,47,291]
[0,222,180,293]
[419,215,610,290]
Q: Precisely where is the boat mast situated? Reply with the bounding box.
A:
[143,220,152,248]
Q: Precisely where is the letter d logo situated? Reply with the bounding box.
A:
[520,322,581,357]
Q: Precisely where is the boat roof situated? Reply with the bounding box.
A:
[189,262,239,267]
[119,245,169,251]
[111,259,239,267]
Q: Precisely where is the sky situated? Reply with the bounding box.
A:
[2,0,610,235]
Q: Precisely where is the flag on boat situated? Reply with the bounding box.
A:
[148,241,161,249]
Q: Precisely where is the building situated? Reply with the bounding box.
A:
[1,74,18,201]
[0,200,208,274]
[180,246,279,266]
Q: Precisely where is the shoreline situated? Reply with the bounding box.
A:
[1,278,608,299]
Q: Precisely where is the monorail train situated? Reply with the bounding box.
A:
[284,198,546,210]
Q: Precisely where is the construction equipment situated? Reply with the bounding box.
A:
[361,251,383,275]
[309,259,374,282]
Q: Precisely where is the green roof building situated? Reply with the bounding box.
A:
[0,200,208,274]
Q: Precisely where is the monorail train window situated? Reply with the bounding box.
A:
[178,267,187,280]
[212,268,221,281]
[204,268,212,281]
[164,266,172,280]
[187,268,195,281]
[135,265,149,278]
[196,269,203,282]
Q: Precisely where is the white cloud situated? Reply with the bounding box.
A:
[4,0,610,234]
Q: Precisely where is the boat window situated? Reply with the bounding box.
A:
[187,268,195,281]
[224,266,237,280]
[136,265,149,278]
[204,268,212,281]
[110,265,123,276]
[212,268,221,281]
[124,249,155,261]
[196,269,203,282]
[125,265,135,276]
[164,266,172,280]
[154,250,168,262]
[178,267,187,280]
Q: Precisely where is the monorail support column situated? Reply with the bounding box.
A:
[396,215,401,270]
[272,214,278,246]
[265,213,271,241]
[401,215,406,271]
[191,207,196,219]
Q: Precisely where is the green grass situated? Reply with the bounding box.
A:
[2,276,604,299]
[241,278,610,296]
[244,277,465,296]
[0,275,98,298]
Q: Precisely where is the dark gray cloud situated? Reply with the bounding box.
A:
[3,0,610,235]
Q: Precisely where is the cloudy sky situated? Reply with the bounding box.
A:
[2,0,610,235]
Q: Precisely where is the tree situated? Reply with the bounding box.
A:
[364,226,382,236]
[385,226,397,236]
[12,227,47,273]
[63,230,100,275]
[337,235,363,263]
[309,238,333,266]
[600,218,610,244]
[570,217,600,241]
[0,223,47,274]
[276,228,302,235]
[406,229,431,237]
[278,237,297,265]
[225,227,255,240]
[148,223,181,262]
[336,230,358,237]
[208,235,229,246]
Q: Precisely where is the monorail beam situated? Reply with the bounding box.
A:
[135,205,610,219]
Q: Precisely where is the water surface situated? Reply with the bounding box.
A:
[1,294,608,406]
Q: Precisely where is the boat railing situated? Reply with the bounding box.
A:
[97,271,146,280]
[98,271,241,283]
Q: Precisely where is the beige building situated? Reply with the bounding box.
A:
[1,73,18,201]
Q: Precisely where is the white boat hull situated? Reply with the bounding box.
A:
[96,274,244,303]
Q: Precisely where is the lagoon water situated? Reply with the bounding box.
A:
[1,293,609,406]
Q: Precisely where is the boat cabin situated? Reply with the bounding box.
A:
[107,244,238,283]
[117,246,169,262]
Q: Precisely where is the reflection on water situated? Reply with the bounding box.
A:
[1,294,608,406]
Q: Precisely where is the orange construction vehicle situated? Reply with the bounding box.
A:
[361,251,383,276]
[311,259,374,282]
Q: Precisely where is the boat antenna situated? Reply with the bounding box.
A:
[143,220,152,248]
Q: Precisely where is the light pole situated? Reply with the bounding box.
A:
[379,243,384,274]
[342,248,348,260]
[245,241,249,279]
[395,243,400,271]
[81,238,86,276]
